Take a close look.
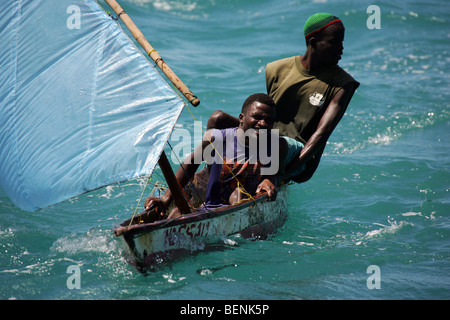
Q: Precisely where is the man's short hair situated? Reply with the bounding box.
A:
[241,93,276,114]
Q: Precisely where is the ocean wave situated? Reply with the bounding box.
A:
[327,111,448,155]
[356,218,412,245]
[136,0,198,12]
[51,229,117,255]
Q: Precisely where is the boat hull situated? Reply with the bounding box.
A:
[114,186,288,271]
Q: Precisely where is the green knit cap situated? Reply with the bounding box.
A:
[304,13,341,38]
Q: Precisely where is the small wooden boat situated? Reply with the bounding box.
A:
[114,185,288,271]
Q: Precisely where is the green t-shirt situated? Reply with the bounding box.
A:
[266,55,359,181]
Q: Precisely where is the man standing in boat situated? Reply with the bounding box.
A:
[207,13,359,183]
[145,93,288,219]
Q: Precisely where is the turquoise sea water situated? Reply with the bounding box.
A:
[1,0,449,300]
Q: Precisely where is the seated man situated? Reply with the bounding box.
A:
[145,93,288,219]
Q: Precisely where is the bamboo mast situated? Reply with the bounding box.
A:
[104,0,200,107]
[157,152,192,215]
[105,0,195,214]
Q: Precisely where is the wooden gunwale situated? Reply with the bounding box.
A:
[114,192,270,238]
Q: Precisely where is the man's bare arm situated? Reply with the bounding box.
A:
[286,82,355,175]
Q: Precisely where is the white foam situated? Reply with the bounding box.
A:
[401,211,422,217]
[363,219,412,239]
[51,230,116,255]
[282,240,314,246]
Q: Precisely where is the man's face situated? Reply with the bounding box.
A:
[314,22,345,66]
[239,101,275,135]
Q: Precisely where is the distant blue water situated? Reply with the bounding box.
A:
[1,0,449,300]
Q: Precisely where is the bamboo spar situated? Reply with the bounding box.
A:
[104,0,200,107]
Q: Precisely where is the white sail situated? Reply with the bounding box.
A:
[0,0,186,211]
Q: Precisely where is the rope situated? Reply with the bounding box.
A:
[184,92,198,105]
[129,175,153,226]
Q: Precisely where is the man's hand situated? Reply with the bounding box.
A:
[144,196,167,216]
[256,178,277,201]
